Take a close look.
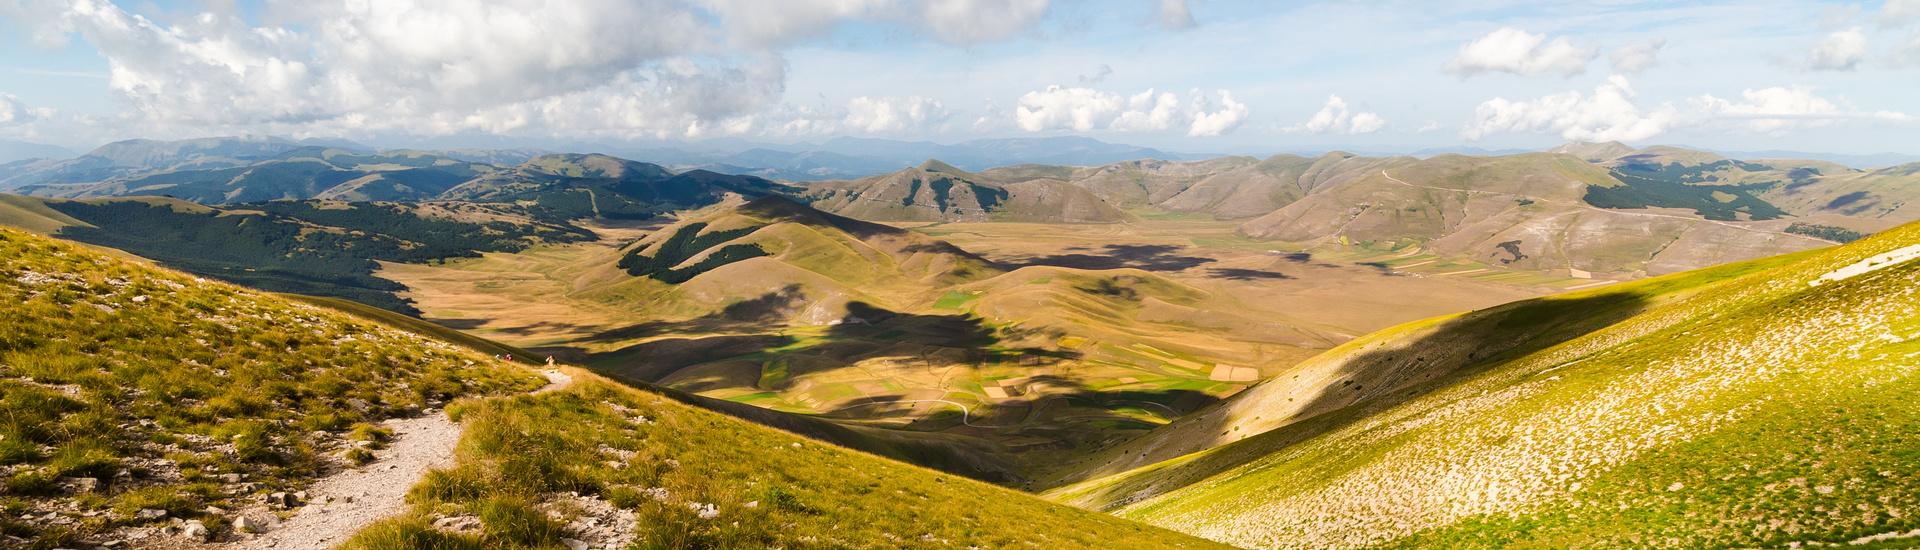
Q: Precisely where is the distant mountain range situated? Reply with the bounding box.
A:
[0,138,75,164]
[8,134,1920,282]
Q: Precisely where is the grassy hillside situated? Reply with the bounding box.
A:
[805,160,1132,223]
[0,195,593,313]
[1056,221,1920,549]
[0,227,544,547]
[346,371,1224,549]
[1236,153,1830,276]
[442,154,794,222]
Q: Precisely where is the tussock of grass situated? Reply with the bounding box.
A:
[0,227,544,544]
[348,374,1223,549]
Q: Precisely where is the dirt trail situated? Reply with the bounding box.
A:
[235,369,572,549]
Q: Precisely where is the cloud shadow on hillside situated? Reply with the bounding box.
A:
[572,298,1080,386]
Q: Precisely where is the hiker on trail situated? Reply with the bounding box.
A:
[546,356,557,368]
[504,354,513,363]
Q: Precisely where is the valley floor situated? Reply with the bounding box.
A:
[376,215,1559,485]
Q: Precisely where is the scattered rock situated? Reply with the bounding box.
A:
[134,508,167,521]
[560,538,590,550]
[234,515,267,534]
[182,520,210,542]
[56,477,99,494]
[267,491,303,509]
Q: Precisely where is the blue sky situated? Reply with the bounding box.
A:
[0,0,1915,155]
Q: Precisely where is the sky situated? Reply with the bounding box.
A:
[0,0,1916,155]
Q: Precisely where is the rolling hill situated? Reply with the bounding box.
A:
[440,153,796,221]
[1048,220,1920,549]
[804,159,1131,223]
[0,194,593,312]
[0,225,1219,549]
[0,225,544,546]
[1235,152,1839,276]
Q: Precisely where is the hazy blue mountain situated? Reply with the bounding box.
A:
[0,139,74,164]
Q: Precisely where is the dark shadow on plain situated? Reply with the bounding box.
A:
[1002,243,1215,272]
[1355,261,1402,276]
[1207,268,1295,280]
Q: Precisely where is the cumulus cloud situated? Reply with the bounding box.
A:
[971,99,1008,132]
[1013,86,1246,136]
[1885,0,1920,26]
[1463,75,1676,142]
[1288,95,1385,134]
[698,0,894,46]
[919,0,1051,43]
[1447,27,1597,77]
[1610,38,1665,74]
[1805,28,1868,70]
[843,95,948,133]
[1465,76,1913,142]
[1,0,1068,140]
[697,0,1052,46]
[1691,86,1913,133]
[1159,0,1194,29]
[0,94,43,125]
[1186,90,1248,136]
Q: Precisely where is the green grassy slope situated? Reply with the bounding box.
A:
[0,227,544,546]
[348,371,1225,549]
[1043,251,1801,494]
[0,194,87,234]
[1060,221,1920,549]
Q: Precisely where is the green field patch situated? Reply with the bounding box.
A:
[933,290,983,310]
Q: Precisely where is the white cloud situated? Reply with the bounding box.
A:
[698,0,894,46]
[919,0,1051,44]
[1016,86,1122,132]
[1013,86,1246,136]
[1805,28,1868,70]
[3,0,1067,140]
[1112,89,1180,132]
[1289,95,1385,134]
[1885,0,1920,26]
[1610,38,1664,74]
[1691,86,1913,133]
[971,99,1007,132]
[1187,90,1248,136]
[1463,75,1676,142]
[1466,76,1913,142]
[1416,121,1442,133]
[843,95,948,133]
[697,0,1055,46]
[0,94,43,125]
[1894,31,1920,67]
[1159,0,1194,29]
[1447,27,1597,77]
